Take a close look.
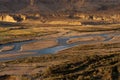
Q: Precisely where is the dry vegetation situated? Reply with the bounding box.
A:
[65,25,120,32]
[0,22,120,80]
[0,41,119,80]
[0,23,59,44]
[0,0,120,80]
[67,36,105,44]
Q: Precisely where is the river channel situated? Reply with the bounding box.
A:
[0,32,119,61]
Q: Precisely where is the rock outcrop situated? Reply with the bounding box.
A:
[74,13,120,23]
[0,15,16,22]
[0,0,120,23]
[0,14,26,22]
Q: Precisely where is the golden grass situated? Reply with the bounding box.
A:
[0,27,59,44]
[0,38,119,80]
[0,27,7,31]
[8,30,32,35]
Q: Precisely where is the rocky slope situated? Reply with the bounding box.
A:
[0,0,120,14]
[0,0,120,23]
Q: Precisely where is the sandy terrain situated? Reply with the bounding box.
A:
[0,0,120,79]
[21,39,58,51]
[0,25,119,60]
[67,36,105,44]
[0,60,63,75]
[0,23,120,80]
[109,35,120,42]
[0,52,36,59]
[0,46,14,52]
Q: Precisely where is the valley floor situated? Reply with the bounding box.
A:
[0,22,120,80]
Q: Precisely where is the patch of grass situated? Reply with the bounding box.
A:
[0,24,120,80]
[43,54,120,80]
[55,43,120,59]
[4,54,75,64]
[1,41,120,80]
[0,27,59,44]
[66,25,120,32]
[0,75,32,80]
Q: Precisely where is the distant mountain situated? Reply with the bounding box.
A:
[0,0,120,14]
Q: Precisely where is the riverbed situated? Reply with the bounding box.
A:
[0,31,119,61]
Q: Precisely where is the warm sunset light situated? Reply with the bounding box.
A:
[0,0,120,80]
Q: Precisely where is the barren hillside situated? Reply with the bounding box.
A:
[0,0,120,14]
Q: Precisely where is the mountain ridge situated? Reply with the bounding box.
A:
[0,0,120,14]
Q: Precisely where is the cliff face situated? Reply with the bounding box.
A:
[0,15,17,22]
[0,14,26,22]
